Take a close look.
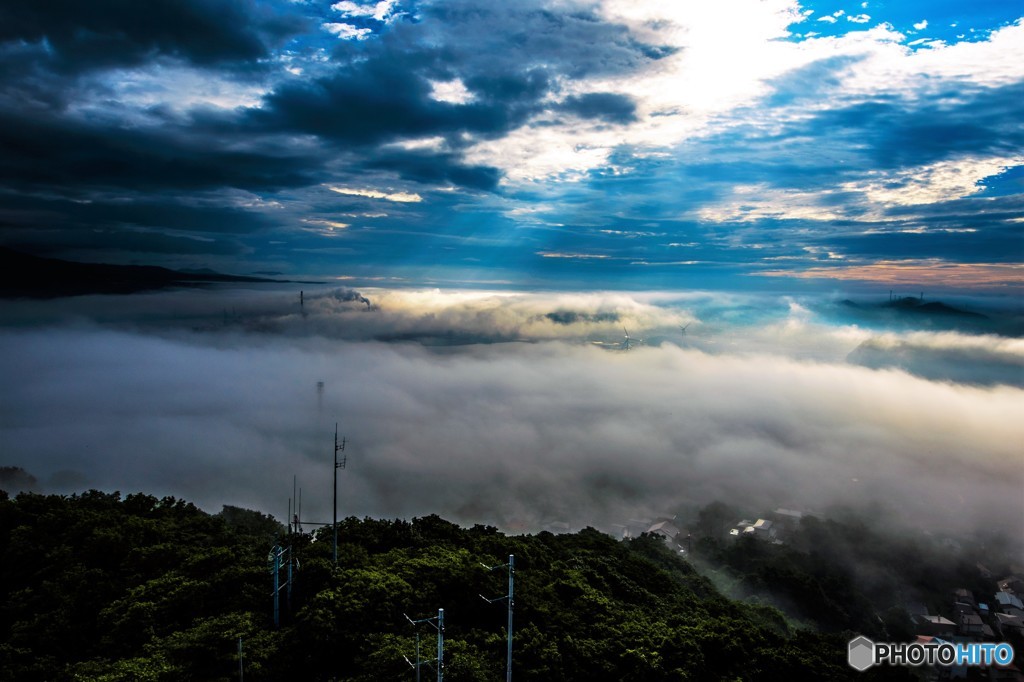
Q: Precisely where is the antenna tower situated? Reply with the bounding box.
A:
[333,423,347,565]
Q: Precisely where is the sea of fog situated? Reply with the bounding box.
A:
[1,285,1021,545]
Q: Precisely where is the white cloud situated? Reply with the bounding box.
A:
[328,186,424,202]
[538,251,612,260]
[323,22,372,40]
[914,19,928,30]
[83,65,267,117]
[331,0,399,22]
[456,5,1024,190]
[847,14,870,24]
[818,15,837,23]
[428,79,475,105]
[300,219,351,237]
[699,155,1024,225]
[841,155,1024,208]
[383,136,447,152]
[697,184,846,223]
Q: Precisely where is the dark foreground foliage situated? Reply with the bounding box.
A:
[0,490,913,681]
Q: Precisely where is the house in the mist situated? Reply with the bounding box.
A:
[751,518,776,540]
[914,614,956,637]
[727,518,780,544]
[998,576,1024,598]
[953,601,978,620]
[994,613,1024,640]
[953,588,976,608]
[646,520,680,543]
[996,591,1024,611]
[727,519,755,542]
[958,613,984,638]
[772,508,803,530]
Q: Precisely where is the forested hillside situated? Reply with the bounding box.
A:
[0,490,914,681]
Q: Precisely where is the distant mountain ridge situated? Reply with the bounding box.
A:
[840,296,987,319]
[0,248,286,298]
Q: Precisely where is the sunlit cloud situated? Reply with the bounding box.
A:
[428,79,475,105]
[760,261,1024,289]
[322,22,372,40]
[328,186,423,202]
[698,184,847,223]
[331,0,399,22]
[537,252,613,260]
[841,156,1024,208]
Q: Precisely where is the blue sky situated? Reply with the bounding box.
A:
[0,0,1021,293]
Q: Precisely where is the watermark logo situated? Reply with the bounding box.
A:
[848,636,1015,670]
[848,636,874,671]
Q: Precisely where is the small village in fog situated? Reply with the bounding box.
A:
[630,508,1024,681]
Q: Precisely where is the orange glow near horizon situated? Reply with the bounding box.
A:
[758,260,1023,289]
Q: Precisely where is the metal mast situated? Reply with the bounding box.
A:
[481,555,515,681]
[269,545,293,627]
[333,423,346,565]
[405,609,444,682]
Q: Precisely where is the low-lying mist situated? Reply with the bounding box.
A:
[1,286,1021,552]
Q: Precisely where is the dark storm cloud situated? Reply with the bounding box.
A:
[251,1,662,147]
[252,65,518,145]
[364,150,501,191]
[559,92,638,124]
[801,81,1024,171]
[681,78,1024,200]
[3,227,246,258]
[0,0,676,268]
[0,109,322,194]
[0,0,306,74]
[826,227,1023,263]
[418,1,674,79]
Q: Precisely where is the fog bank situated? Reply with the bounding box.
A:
[1,289,1020,544]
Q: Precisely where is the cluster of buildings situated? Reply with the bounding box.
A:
[637,506,1024,680]
[910,575,1024,680]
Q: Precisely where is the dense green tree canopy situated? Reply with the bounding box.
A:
[0,491,916,681]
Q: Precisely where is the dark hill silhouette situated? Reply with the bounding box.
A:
[882,296,986,318]
[0,247,284,298]
[839,296,987,320]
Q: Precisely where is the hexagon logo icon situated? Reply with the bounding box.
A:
[848,636,874,671]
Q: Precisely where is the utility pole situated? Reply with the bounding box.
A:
[270,545,293,627]
[333,423,346,565]
[238,637,244,682]
[405,609,444,682]
[481,555,515,681]
[403,631,423,682]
